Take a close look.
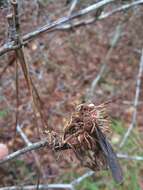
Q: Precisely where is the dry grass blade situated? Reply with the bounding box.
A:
[9,0,48,136]
[15,57,19,133]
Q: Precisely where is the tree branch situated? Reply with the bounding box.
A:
[117,153,143,161]
[0,184,73,190]
[0,137,70,164]
[0,0,142,56]
[0,139,48,164]
[120,49,143,147]
[0,0,114,56]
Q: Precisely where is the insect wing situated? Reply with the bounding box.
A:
[95,127,123,183]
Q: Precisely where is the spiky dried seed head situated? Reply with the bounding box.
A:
[63,102,123,183]
[64,102,111,139]
[63,102,111,171]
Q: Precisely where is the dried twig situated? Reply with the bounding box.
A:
[71,170,94,185]
[17,124,45,176]
[0,0,115,55]
[0,152,143,190]
[0,0,142,56]
[0,184,73,190]
[120,49,143,147]
[100,0,143,19]
[0,137,69,164]
[10,0,48,132]
[86,24,123,100]
[2,0,143,56]
[55,17,97,30]
[117,153,143,161]
[68,0,78,15]
[17,124,32,146]
[86,0,143,100]
[123,100,143,105]
[0,139,48,164]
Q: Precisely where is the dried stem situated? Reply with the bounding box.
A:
[117,153,143,161]
[17,125,32,146]
[0,135,142,165]
[120,49,143,147]
[68,0,78,15]
[100,0,143,19]
[86,23,123,100]
[0,184,73,190]
[71,171,94,185]
[0,137,69,165]
[0,139,48,164]
[1,0,143,56]
[10,0,48,133]
[17,124,46,178]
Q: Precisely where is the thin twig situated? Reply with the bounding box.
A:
[0,0,143,56]
[56,17,97,30]
[0,152,143,190]
[0,0,131,56]
[11,0,48,133]
[86,24,123,100]
[0,139,48,164]
[68,0,78,15]
[117,153,143,161]
[17,124,45,177]
[100,0,143,20]
[0,171,95,190]
[120,49,143,147]
[71,171,94,185]
[0,138,69,164]
[0,184,73,190]
[123,100,143,105]
[17,124,32,146]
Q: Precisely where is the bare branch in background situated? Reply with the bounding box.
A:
[10,0,48,132]
[17,124,32,146]
[0,184,73,190]
[55,17,97,30]
[0,171,94,190]
[0,136,70,164]
[86,24,123,100]
[120,49,143,147]
[0,153,143,190]
[100,0,143,19]
[68,0,78,15]
[1,0,143,56]
[71,171,94,185]
[117,153,143,161]
[123,100,143,105]
[0,139,48,164]
[17,124,45,176]
[0,0,114,55]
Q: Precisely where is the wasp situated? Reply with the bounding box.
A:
[63,103,123,183]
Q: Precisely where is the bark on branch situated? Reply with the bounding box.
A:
[0,0,143,56]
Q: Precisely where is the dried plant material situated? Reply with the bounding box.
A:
[63,102,123,183]
[45,130,70,151]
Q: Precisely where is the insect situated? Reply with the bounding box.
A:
[63,102,123,183]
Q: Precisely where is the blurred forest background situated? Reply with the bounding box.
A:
[0,0,143,189]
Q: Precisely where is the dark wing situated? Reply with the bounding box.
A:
[95,126,123,184]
